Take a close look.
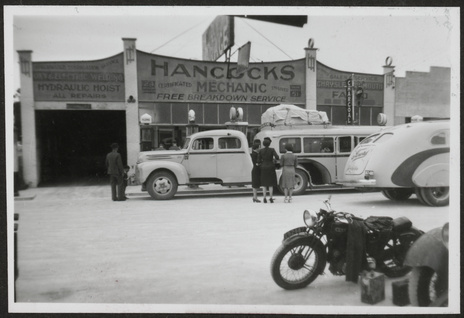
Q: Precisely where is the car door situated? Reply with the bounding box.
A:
[216,136,252,183]
[185,136,217,179]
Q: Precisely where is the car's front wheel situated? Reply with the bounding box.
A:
[146,171,178,200]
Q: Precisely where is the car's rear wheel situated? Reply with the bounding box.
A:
[418,187,449,207]
[381,188,414,201]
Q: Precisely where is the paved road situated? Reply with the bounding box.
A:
[12,185,452,314]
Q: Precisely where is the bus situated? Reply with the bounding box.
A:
[342,120,450,206]
[253,124,385,195]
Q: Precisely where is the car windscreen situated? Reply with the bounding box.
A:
[182,138,190,149]
[360,133,380,144]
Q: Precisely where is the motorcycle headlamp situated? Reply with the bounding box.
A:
[303,209,318,227]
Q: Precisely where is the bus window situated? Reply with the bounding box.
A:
[279,137,301,153]
[304,137,334,153]
[339,136,352,153]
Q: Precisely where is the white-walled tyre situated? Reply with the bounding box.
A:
[147,171,178,200]
[418,187,449,207]
[381,188,414,201]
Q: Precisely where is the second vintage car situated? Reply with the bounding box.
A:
[135,129,253,199]
[342,120,450,206]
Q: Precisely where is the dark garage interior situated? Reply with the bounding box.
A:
[36,110,127,186]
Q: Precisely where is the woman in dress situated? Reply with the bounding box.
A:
[258,137,279,203]
[250,142,261,202]
[280,143,298,203]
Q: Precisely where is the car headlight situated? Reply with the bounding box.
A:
[303,209,318,227]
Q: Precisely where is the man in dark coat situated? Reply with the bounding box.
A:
[106,143,125,201]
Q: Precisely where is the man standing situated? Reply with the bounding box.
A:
[106,143,125,201]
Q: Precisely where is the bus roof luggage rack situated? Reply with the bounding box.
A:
[260,104,330,130]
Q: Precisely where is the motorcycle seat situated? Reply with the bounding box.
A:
[392,217,412,233]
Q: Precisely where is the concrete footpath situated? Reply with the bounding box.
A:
[14,183,254,202]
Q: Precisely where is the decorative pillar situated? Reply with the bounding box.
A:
[122,38,140,170]
[17,50,38,187]
[382,56,396,126]
[304,38,317,110]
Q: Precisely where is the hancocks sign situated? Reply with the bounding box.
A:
[137,51,305,104]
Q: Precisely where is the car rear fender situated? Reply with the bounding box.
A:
[404,227,448,277]
[412,161,449,187]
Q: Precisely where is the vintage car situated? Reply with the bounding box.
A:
[342,120,450,206]
[405,223,449,307]
[135,129,253,199]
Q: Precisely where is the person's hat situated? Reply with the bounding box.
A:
[111,143,119,149]
[264,137,272,142]
[285,143,294,151]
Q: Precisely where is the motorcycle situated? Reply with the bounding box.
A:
[270,196,423,290]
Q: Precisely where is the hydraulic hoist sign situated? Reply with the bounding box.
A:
[346,78,354,124]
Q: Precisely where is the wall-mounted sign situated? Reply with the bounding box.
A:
[317,62,384,107]
[138,51,305,105]
[66,103,91,110]
[32,54,125,102]
[346,78,353,124]
[236,41,251,75]
[202,15,235,61]
[140,113,153,124]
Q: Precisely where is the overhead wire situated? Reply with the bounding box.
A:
[241,18,294,60]
[150,19,208,54]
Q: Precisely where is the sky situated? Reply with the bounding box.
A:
[5,6,460,96]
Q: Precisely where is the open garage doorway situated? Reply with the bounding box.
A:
[36,110,126,186]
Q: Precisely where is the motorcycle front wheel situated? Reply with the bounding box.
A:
[270,238,326,290]
[408,266,448,306]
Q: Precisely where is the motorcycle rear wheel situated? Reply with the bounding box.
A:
[270,238,326,290]
[380,231,420,278]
